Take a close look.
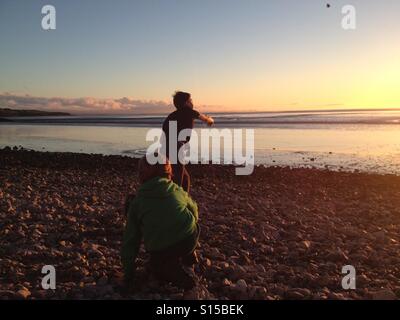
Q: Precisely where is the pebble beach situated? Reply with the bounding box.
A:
[1,148,400,300]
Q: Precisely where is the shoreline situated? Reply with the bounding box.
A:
[2,145,400,178]
[1,149,400,300]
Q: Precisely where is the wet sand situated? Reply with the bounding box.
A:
[1,148,400,300]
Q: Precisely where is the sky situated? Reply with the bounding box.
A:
[0,0,399,114]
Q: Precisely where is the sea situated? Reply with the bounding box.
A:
[1,109,400,175]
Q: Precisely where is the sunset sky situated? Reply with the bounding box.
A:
[0,0,399,114]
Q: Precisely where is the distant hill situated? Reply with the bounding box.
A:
[0,108,71,117]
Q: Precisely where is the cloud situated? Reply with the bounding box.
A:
[0,93,173,114]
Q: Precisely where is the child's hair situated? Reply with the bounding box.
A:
[138,154,172,183]
[173,91,191,109]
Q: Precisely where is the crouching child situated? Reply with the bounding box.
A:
[121,155,200,290]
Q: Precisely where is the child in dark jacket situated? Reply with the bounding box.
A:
[162,91,214,193]
[121,155,200,290]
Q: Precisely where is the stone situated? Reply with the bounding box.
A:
[222,278,232,286]
[302,240,311,249]
[372,231,386,243]
[285,290,305,300]
[97,275,108,286]
[236,279,248,293]
[372,289,397,300]
[16,288,31,299]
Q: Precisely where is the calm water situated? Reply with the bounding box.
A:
[1,110,400,174]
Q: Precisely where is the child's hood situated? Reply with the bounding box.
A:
[137,176,177,198]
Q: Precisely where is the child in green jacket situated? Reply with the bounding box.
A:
[121,155,199,290]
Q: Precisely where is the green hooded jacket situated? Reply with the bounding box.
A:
[121,177,198,279]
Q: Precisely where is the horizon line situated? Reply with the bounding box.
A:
[2,106,400,117]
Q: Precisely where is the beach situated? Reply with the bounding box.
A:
[1,148,400,300]
[2,110,400,175]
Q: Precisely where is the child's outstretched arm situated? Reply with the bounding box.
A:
[198,113,214,126]
[121,203,142,284]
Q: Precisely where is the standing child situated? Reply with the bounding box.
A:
[162,91,214,193]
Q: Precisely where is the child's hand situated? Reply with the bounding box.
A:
[199,114,214,127]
